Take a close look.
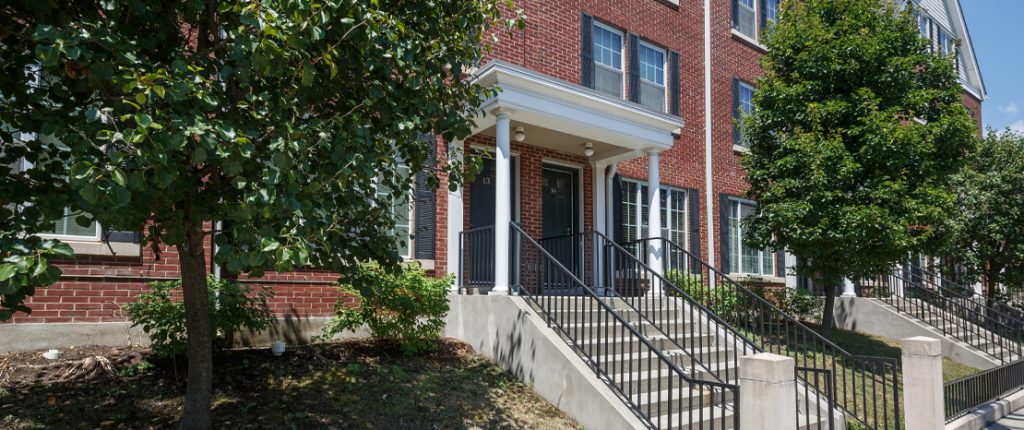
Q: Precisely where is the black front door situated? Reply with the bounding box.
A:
[467,155,516,288]
[541,165,580,293]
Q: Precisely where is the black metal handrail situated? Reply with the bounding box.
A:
[629,237,901,430]
[900,266,1024,341]
[537,232,741,388]
[512,224,739,429]
[944,358,1024,422]
[863,268,1024,364]
[458,225,495,292]
[557,231,840,429]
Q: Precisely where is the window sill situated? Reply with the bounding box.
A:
[65,240,141,258]
[403,259,435,271]
[726,273,785,285]
[730,29,768,53]
[732,144,750,154]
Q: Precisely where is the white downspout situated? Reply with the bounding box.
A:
[703,0,716,286]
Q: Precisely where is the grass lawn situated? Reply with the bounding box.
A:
[822,327,981,383]
[0,339,578,430]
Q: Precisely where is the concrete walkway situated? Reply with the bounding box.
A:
[987,411,1024,429]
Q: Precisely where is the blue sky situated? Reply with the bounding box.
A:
[961,1,1024,132]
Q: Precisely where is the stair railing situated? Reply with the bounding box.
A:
[512,224,739,429]
[458,225,496,293]
[901,266,1024,344]
[628,237,901,430]
[862,268,1023,364]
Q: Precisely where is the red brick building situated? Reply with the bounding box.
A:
[4,0,987,347]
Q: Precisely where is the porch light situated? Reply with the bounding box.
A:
[583,142,594,157]
[513,126,526,142]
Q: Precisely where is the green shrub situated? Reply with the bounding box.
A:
[125,277,274,358]
[781,288,825,323]
[665,270,742,317]
[323,263,451,355]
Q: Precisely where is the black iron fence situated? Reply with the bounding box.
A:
[458,226,495,292]
[797,367,836,430]
[945,358,1024,422]
[511,224,739,429]
[628,237,901,430]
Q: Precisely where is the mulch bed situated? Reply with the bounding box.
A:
[0,339,578,430]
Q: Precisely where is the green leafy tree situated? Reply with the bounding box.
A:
[740,0,977,334]
[946,130,1024,299]
[1,1,521,428]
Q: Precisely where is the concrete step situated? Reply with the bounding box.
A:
[652,405,737,430]
[557,318,693,340]
[616,362,740,394]
[573,333,718,354]
[632,386,736,416]
[597,346,736,373]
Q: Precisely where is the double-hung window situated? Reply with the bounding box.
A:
[734,0,757,38]
[375,165,414,259]
[592,22,624,99]
[620,179,688,250]
[11,158,101,241]
[637,42,666,112]
[726,198,773,276]
[734,79,755,147]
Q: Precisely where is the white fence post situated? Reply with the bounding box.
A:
[901,336,945,430]
[740,353,797,430]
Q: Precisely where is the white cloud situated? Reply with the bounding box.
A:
[999,102,1020,115]
[1010,120,1024,134]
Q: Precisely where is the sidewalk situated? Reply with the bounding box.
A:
[988,411,1024,429]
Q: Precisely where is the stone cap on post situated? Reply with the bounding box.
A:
[740,352,795,384]
[901,336,942,358]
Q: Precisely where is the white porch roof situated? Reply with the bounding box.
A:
[470,61,684,163]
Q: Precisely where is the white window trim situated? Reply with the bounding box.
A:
[638,40,668,112]
[728,197,774,276]
[593,20,626,99]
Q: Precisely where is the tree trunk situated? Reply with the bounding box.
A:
[820,281,837,337]
[178,224,212,430]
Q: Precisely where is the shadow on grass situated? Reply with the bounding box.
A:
[0,339,576,430]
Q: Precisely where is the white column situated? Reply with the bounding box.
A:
[490,108,513,295]
[740,353,797,430]
[841,278,857,297]
[646,151,663,295]
[594,163,607,294]
[784,252,797,289]
[901,337,945,430]
[894,264,905,298]
[446,140,465,292]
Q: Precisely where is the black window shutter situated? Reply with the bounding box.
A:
[776,250,785,277]
[688,188,701,274]
[719,194,731,273]
[627,34,640,103]
[669,50,681,116]
[612,173,624,245]
[732,78,741,145]
[104,228,140,244]
[580,13,595,89]
[731,0,740,30]
[414,134,437,260]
